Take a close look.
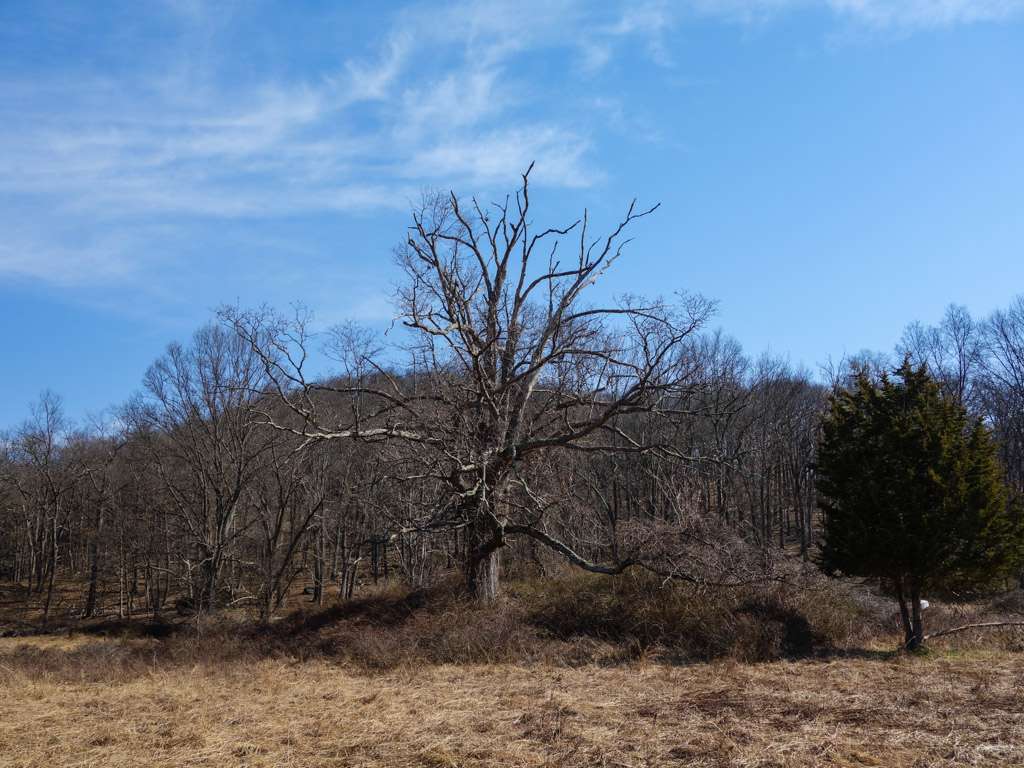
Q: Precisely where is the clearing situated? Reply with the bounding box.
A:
[1,635,1022,767]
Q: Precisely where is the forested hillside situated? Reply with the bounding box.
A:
[3,173,1023,633]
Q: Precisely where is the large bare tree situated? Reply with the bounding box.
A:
[225,167,713,600]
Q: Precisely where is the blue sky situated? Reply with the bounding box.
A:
[2,0,1023,426]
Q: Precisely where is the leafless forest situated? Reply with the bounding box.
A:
[2,171,1023,630]
[4,173,1024,768]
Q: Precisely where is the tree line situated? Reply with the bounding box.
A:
[2,169,1023,629]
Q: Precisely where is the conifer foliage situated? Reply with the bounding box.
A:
[817,359,1024,649]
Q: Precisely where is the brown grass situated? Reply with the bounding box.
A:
[3,575,1024,766]
[1,635,1022,767]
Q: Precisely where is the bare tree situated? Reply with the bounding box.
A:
[76,421,126,619]
[980,296,1024,494]
[1,393,84,623]
[125,324,273,611]
[225,166,714,600]
[246,438,328,622]
[899,304,981,406]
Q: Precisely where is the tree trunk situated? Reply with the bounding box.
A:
[197,551,219,612]
[260,549,275,624]
[463,505,503,602]
[41,517,59,626]
[83,506,105,619]
[83,543,100,619]
[466,546,501,602]
[312,554,324,605]
[908,579,925,650]
[895,576,925,650]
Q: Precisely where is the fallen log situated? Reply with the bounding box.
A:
[925,621,1024,641]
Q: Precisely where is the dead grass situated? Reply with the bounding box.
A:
[2,575,1024,767]
[1,634,1022,767]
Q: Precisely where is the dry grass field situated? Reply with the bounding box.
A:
[3,575,1024,767]
[1,634,1023,768]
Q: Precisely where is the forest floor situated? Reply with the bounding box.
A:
[1,633,1023,768]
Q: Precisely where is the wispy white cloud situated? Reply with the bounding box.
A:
[338,31,413,103]
[827,0,1024,26]
[0,232,138,286]
[407,127,600,188]
[0,4,610,227]
[604,2,676,66]
[397,67,508,134]
[691,0,1024,26]
[0,1,617,290]
[2,0,1021,291]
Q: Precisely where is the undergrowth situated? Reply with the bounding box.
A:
[0,570,911,681]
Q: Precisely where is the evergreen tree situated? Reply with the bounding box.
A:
[817,358,1023,649]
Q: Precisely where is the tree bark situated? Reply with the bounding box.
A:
[464,506,503,602]
[895,575,925,650]
[83,506,105,619]
[908,579,925,650]
[894,576,913,649]
[466,545,501,602]
[197,551,219,612]
[41,516,58,626]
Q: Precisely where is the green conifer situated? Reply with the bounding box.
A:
[817,359,1023,649]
